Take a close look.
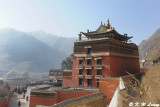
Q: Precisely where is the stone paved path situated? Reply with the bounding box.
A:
[8,94,29,107]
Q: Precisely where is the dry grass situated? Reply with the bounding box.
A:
[141,62,160,104]
[119,63,160,107]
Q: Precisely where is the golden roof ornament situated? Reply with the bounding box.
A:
[78,32,82,41]
[107,19,111,28]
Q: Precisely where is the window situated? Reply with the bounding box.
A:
[87,69,92,75]
[79,78,83,86]
[97,70,102,75]
[97,79,99,88]
[87,48,91,55]
[79,69,83,75]
[97,59,102,65]
[79,60,83,65]
[87,59,92,65]
[87,79,92,87]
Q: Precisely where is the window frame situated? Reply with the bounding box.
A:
[79,59,83,65]
[79,78,83,86]
[97,69,102,75]
[87,69,92,75]
[87,59,92,65]
[86,48,91,55]
[97,59,102,65]
[87,79,92,87]
[79,69,83,75]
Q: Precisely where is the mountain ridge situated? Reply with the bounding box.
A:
[139,28,160,61]
[0,28,75,74]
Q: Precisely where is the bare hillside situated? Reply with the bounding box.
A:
[139,28,160,60]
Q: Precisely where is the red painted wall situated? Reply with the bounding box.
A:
[66,55,139,88]
[110,56,140,77]
[62,77,73,87]
[70,56,111,88]
[99,75,140,104]
[99,78,119,103]
[0,99,8,107]
[57,91,97,102]
[29,93,58,107]
[29,90,97,107]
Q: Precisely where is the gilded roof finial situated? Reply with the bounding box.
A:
[107,19,110,28]
[101,21,102,25]
[78,32,82,41]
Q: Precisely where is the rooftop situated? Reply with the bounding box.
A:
[49,68,63,72]
[31,86,98,94]
[79,19,132,42]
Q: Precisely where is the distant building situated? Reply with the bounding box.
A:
[49,68,63,81]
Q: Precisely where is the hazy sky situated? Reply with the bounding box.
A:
[0,0,160,44]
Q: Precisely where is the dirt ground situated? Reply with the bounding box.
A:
[8,94,29,107]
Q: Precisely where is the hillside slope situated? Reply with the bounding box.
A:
[139,28,160,60]
[0,28,66,73]
[28,31,75,56]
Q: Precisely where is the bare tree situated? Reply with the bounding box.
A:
[61,54,73,70]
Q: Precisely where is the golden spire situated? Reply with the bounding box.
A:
[78,32,82,41]
[107,19,110,28]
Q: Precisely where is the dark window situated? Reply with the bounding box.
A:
[87,59,92,65]
[87,48,91,55]
[79,69,83,75]
[97,59,102,65]
[97,70,102,75]
[87,79,92,87]
[97,79,99,88]
[87,69,92,75]
[79,79,83,86]
[79,60,83,65]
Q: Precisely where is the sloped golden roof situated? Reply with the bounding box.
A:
[81,19,132,41]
